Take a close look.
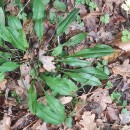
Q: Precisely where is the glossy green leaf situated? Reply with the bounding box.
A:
[65,72,102,86]
[40,75,78,95]
[64,32,87,47]
[71,67,108,80]
[36,102,64,125]
[0,62,19,72]
[45,93,65,117]
[52,44,63,56]
[59,57,91,67]
[0,7,5,25]
[0,73,4,82]
[70,44,114,58]
[8,16,22,30]
[33,0,45,20]
[28,84,37,114]
[53,0,66,12]
[42,0,50,5]
[34,20,44,42]
[57,9,79,36]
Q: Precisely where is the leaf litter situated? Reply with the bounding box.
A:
[1,0,130,129]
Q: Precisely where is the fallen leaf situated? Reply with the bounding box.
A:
[0,79,7,91]
[20,63,31,77]
[89,88,112,111]
[79,111,97,130]
[0,114,11,130]
[106,107,119,121]
[111,33,130,52]
[59,96,73,105]
[103,49,121,61]
[112,59,130,79]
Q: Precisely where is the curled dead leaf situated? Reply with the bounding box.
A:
[0,79,7,91]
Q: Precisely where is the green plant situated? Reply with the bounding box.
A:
[121,29,130,42]
[100,14,110,24]
[0,0,114,125]
[111,92,121,104]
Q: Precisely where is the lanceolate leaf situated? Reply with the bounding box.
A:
[34,20,44,42]
[57,8,79,36]
[8,28,29,51]
[0,62,19,72]
[0,25,12,43]
[0,7,5,26]
[70,44,114,58]
[36,102,65,125]
[65,72,102,86]
[40,75,78,95]
[28,84,37,114]
[0,73,4,82]
[33,0,45,20]
[8,16,22,30]
[45,93,66,118]
[59,57,91,67]
[70,67,108,80]
[64,32,87,47]
[52,44,63,56]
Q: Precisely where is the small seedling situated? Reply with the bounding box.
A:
[100,14,110,24]
[106,81,113,89]
[111,92,121,104]
[121,29,130,42]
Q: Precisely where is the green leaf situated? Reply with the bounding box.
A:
[52,44,63,56]
[0,25,12,43]
[0,73,4,82]
[0,7,5,26]
[70,44,114,58]
[36,102,64,125]
[33,0,45,20]
[121,35,128,42]
[57,8,79,36]
[8,28,29,51]
[53,0,66,12]
[8,16,22,30]
[59,57,91,67]
[100,14,110,24]
[65,72,101,86]
[34,20,44,42]
[64,32,87,47]
[70,67,108,80]
[45,93,65,117]
[28,84,37,114]
[0,62,19,72]
[42,0,50,6]
[40,75,78,95]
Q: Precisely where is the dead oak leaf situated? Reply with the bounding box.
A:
[112,59,130,79]
[89,88,112,111]
[79,111,97,130]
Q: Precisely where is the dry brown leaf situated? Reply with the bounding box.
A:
[79,111,97,130]
[112,59,130,79]
[0,114,11,130]
[20,63,31,77]
[106,107,119,121]
[0,79,7,91]
[59,96,73,105]
[89,88,112,111]
[103,49,121,61]
[111,33,130,52]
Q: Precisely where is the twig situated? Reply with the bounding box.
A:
[17,0,30,17]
